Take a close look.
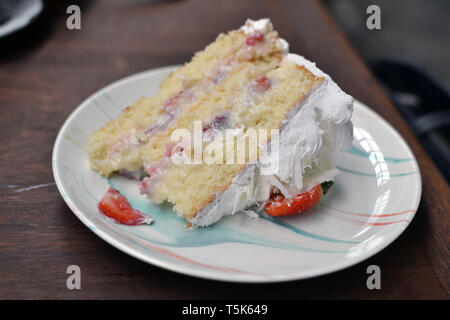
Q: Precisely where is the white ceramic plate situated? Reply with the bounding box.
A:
[52,65,421,283]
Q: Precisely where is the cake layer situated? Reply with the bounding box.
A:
[89,20,285,176]
[140,60,325,219]
[137,56,283,175]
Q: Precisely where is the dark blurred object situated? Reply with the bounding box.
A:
[371,60,450,182]
[0,0,17,24]
[0,0,43,38]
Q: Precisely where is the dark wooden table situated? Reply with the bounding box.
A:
[0,0,448,299]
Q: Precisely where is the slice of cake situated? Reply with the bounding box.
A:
[89,18,286,176]
[89,18,353,227]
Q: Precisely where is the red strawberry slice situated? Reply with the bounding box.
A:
[98,187,153,225]
[265,184,323,217]
[246,32,265,46]
[255,76,271,91]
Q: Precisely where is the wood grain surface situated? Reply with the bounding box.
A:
[0,0,448,299]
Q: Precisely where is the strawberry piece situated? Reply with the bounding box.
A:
[163,90,184,112]
[203,115,227,133]
[246,32,265,46]
[255,76,271,91]
[98,187,153,225]
[170,145,184,157]
[265,184,323,217]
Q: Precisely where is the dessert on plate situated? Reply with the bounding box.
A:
[89,18,353,227]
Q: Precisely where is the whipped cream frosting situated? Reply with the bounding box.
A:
[190,19,353,227]
[240,18,273,35]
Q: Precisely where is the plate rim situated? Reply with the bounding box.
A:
[52,65,422,283]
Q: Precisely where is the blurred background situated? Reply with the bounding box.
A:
[0,0,449,182]
[325,0,450,91]
[324,0,450,182]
